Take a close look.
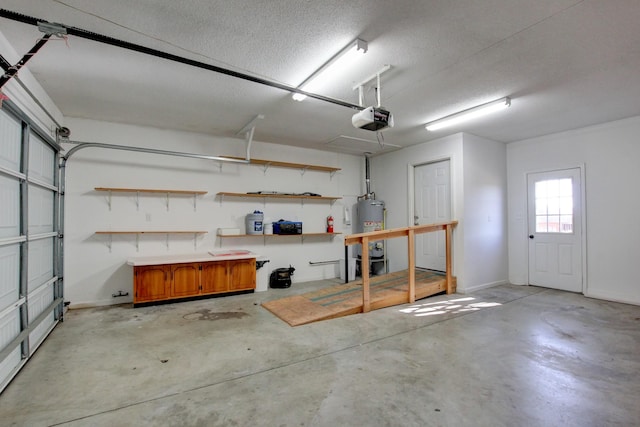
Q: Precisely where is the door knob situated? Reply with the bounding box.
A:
[529,235,534,239]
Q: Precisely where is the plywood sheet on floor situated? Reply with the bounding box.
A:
[262,269,454,326]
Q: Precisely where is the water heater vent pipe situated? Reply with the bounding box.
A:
[359,153,375,200]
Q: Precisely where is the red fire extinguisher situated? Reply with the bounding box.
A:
[326,215,334,233]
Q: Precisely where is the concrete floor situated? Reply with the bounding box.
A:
[1,281,639,426]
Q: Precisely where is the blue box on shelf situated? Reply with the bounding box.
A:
[273,221,303,235]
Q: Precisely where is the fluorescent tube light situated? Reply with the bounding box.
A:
[425,97,511,131]
[293,38,368,102]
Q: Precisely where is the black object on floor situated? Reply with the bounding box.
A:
[270,266,295,288]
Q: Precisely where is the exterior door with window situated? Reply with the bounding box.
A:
[527,168,582,292]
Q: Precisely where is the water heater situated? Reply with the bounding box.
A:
[355,199,385,259]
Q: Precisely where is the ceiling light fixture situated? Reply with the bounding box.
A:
[425,97,511,131]
[292,38,368,102]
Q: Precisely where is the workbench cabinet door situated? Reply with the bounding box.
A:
[201,261,229,294]
[229,258,256,291]
[170,263,201,297]
[134,265,170,302]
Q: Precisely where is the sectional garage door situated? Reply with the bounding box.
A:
[0,104,63,393]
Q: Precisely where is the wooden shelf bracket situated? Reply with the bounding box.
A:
[95,187,207,211]
[95,230,207,252]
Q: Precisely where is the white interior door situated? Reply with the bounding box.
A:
[414,160,451,271]
[527,168,583,292]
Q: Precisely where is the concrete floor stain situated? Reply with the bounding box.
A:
[182,309,248,321]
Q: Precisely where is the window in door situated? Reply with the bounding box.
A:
[535,178,573,233]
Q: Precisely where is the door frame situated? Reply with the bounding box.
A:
[407,156,454,228]
[410,159,452,271]
[525,164,588,294]
[408,157,455,273]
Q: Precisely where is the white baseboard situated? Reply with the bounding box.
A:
[68,298,131,309]
[459,279,508,294]
[584,291,640,307]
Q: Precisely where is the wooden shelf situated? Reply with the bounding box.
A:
[95,187,207,211]
[95,231,208,235]
[95,231,208,252]
[217,192,341,201]
[218,156,340,173]
[219,232,341,238]
[95,187,207,195]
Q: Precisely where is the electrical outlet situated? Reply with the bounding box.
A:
[146,213,152,222]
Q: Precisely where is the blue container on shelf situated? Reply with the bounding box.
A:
[273,220,302,235]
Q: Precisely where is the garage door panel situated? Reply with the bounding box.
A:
[29,311,55,353]
[28,186,54,235]
[0,346,21,391]
[28,283,55,350]
[28,133,55,185]
[0,103,61,394]
[28,238,54,293]
[28,280,54,319]
[0,109,21,172]
[0,244,20,312]
[0,306,21,388]
[0,175,20,239]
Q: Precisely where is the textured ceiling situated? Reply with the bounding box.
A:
[2,0,640,155]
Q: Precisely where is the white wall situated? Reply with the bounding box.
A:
[369,133,508,292]
[462,134,508,291]
[507,115,640,305]
[369,134,464,283]
[63,118,362,307]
